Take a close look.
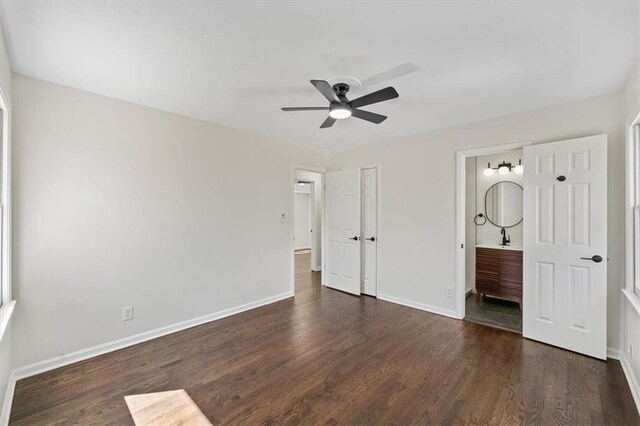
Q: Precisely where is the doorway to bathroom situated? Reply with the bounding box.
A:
[457,136,609,359]
[464,148,525,332]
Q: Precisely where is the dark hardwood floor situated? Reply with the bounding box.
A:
[10,252,639,424]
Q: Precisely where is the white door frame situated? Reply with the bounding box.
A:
[322,164,381,297]
[291,164,325,296]
[294,183,313,251]
[455,141,532,319]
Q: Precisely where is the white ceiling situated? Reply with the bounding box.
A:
[1,1,637,149]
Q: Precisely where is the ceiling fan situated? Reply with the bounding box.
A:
[281,80,399,128]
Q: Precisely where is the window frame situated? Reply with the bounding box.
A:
[634,125,640,297]
[626,111,640,312]
[0,83,13,340]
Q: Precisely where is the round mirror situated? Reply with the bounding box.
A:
[484,181,523,228]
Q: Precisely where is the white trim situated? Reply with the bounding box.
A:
[455,141,532,319]
[309,182,316,270]
[623,288,640,317]
[621,354,640,416]
[0,299,14,341]
[0,291,293,425]
[607,347,622,360]
[0,82,12,308]
[1,370,15,426]
[378,293,460,319]
[626,113,640,299]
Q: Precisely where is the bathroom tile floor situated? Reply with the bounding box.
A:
[464,293,522,333]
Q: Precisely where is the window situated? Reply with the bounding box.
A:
[0,107,5,307]
[0,94,13,341]
[635,125,640,296]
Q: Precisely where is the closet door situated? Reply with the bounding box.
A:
[324,169,361,296]
[361,168,378,296]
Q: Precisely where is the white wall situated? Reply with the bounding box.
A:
[329,91,626,351]
[475,150,524,247]
[9,74,328,370]
[293,170,322,270]
[294,189,311,250]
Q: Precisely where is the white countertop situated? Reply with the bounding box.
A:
[476,243,523,251]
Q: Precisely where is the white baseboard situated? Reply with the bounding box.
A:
[607,347,623,360]
[0,370,16,426]
[620,354,640,416]
[378,293,460,319]
[0,291,293,425]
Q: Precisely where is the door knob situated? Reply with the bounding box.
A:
[580,255,603,263]
[349,236,359,241]
[557,175,566,182]
[366,237,376,242]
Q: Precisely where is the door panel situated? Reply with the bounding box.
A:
[523,134,607,359]
[361,168,377,296]
[324,169,361,295]
[569,183,590,247]
[535,261,555,323]
[536,185,555,245]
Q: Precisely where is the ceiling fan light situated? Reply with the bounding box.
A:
[329,105,352,119]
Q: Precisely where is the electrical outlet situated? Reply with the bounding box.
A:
[446,287,453,298]
[122,306,134,321]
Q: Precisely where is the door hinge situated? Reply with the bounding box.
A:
[461,243,464,249]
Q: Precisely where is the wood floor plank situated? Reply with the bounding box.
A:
[10,253,640,425]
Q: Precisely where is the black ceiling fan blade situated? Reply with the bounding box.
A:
[310,80,339,103]
[281,107,329,111]
[351,109,387,124]
[320,116,336,128]
[349,86,399,109]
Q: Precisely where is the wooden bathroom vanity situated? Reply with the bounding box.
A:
[475,244,523,310]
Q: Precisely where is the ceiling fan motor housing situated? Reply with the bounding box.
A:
[332,83,350,101]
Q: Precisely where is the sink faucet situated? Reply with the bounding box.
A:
[500,228,511,246]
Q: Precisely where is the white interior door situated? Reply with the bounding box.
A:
[325,169,361,295]
[361,168,377,296]
[523,134,607,359]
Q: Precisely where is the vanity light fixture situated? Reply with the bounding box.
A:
[514,159,524,174]
[483,159,523,176]
[483,163,494,177]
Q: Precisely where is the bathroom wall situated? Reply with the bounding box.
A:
[475,150,524,247]
[464,157,476,293]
